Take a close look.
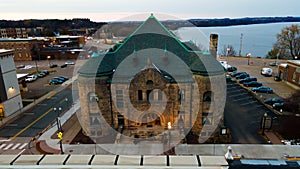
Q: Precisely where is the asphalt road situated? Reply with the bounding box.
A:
[224,81,279,144]
[0,87,73,138]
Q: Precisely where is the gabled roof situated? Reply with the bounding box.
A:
[78,14,224,78]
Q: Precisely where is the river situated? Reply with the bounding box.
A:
[174,22,300,57]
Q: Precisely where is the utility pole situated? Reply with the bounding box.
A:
[239,33,243,56]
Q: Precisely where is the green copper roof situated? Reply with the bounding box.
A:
[78,14,224,78]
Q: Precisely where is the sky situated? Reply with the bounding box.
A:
[1,0,300,21]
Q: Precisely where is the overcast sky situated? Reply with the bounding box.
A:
[1,0,300,21]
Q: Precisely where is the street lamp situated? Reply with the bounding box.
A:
[226,48,231,64]
[247,53,252,65]
[47,55,51,67]
[167,122,172,152]
[262,113,268,135]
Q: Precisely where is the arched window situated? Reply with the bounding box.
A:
[203,91,213,102]
[146,80,154,86]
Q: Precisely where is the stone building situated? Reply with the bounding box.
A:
[0,49,23,121]
[77,14,226,143]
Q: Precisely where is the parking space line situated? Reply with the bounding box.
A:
[229,93,248,97]
[240,100,258,106]
[232,96,253,102]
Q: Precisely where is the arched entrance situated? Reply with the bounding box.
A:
[141,113,161,127]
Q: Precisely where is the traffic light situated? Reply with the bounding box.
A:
[57,132,63,140]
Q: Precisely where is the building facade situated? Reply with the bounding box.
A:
[77,15,226,143]
[278,60,300,88]
[0,28,28,38]
[0,38,32,61]
[0,50,23,120]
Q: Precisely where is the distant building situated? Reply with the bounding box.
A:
[0,38,32,61]
[77,14,226,143]
[0,49,23,121]
[278,60,300,88]
[0,28,28,38]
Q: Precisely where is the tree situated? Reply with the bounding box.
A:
[273,24,300,60]
[220,45,237,56]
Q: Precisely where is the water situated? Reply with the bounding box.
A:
[174,22,300,57]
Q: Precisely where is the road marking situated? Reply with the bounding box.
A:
[0,144,6,149]
[3,143,13,150]
[11,143,21,150]
[9,108,53,140]
[47,92,57,99]
[18,143,28,149]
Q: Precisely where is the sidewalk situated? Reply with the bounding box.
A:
[264,131,283,144]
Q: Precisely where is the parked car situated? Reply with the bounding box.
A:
[41,70,49,75]
[60,64,67,68]
[264,97,284,105]
[50,64,58,68]
[236,73,249,79]
[274,75,281,81]
[251,86,273,93]
[243,81,262,87]
[52,76,68,82]
[37,72,46,78]
[226,74,236,83]
[25,75,38,82]
[58,76,69,81]
[49,78,64,85]
[269,62,278,66]
[261,68,273,76]
[65,61,75,65]
[230,71,246,77]
[226,66,237,72]
[239,77,257,84]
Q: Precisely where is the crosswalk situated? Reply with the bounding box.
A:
[0,143,28,150]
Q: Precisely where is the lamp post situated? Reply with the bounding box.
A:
[47,55,51,67]
[226,48,231,64]
[247,53,251,65]
[167,122,172,152]
[262,113,268,135]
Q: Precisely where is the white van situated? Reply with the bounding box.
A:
[261,68,273,76]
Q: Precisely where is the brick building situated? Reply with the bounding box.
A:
[77,15,226,143]
[278,60,300,88]
[0,38,32,61]
[0,28,28,38]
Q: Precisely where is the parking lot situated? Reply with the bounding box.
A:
[224,81,278,143]
[15,60,77,100]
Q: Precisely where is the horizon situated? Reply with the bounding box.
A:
[2,0,300,22]
[1,14,299,22]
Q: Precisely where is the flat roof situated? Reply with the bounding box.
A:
[0,49,13,53]
[288,60,300,66]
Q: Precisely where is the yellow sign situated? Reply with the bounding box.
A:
[0,107,4,118]
[57,132,63,140]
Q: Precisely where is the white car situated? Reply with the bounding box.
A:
[25,75,37,82]
[65,61,75,65]
[261,68,273,76]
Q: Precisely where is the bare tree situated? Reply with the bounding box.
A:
[275,24,300,59]
[220,45,237,56]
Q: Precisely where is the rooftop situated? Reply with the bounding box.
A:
[78,14,224,78]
